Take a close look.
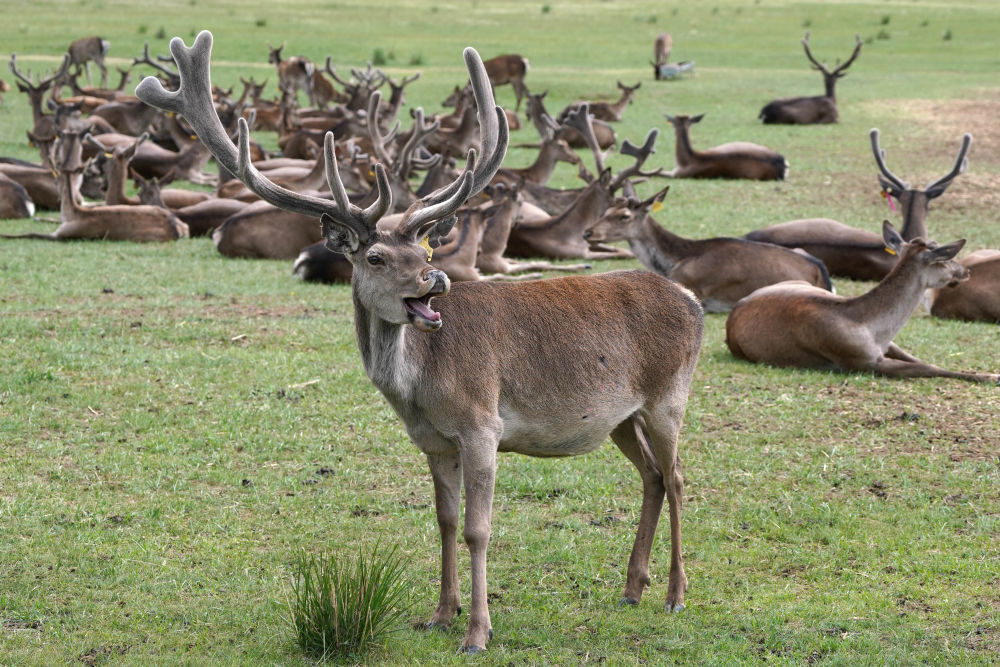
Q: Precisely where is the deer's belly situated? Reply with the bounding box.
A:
[497,405,634,457]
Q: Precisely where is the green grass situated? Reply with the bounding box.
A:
[2,0,999,663]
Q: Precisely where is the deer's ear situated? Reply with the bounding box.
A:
[321,213,361,255]
[924,181,954,200]
[877,174,904,198]
[925,239,965,263]
[691,114,705,124]
[881,220,904,255]
[425,214,456,249]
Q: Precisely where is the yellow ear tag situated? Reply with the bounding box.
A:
[885,246,897,256]
[652,201,664,212]
[419,236,433,260]
[368,169,375,179]
[104,152,113,158]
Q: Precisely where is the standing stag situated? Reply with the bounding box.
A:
[726,222,997,383]
[759,33,863,125]
[67,35,110,86]
[665,114,788,180]
[652,32,673,80]
[267,42,315,105]
[482,53,530,112]
[136,30,704,654]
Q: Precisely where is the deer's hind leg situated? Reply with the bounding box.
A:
[639,399,689,613]
[610,416,665,606]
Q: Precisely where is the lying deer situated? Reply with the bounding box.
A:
[0,172,34,219]
[584,187,832,312]
[665,114,787,180]
[558,80,642,123]
[137,31,705,654]
[1,129,188,242]
[872,128,971,242]
[726,221,997,383]
[928,250,1000,324]
[759,33,862,125]
[744,129,973,281]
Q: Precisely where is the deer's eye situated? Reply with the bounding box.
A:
[366,253,383,266]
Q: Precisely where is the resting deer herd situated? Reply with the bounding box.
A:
[2,27,997,654]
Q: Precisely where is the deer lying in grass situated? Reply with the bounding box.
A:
[759,33,863,125]
[726,221,997,383]
[928,250,1000,324]
[558,80,642,123]
[1,129,188,242]
[137,30,705,654]
[872,128,971,242]
[744,129,973,281]
[0,173,35,219]
[665,114,788,180]
[584,187,832,312]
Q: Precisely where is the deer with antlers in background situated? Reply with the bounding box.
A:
[726,221,997,383]
[759,33,863,125]
[137,30,705,654]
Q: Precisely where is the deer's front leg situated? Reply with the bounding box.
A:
[426,452,463,628]
[459,429,500,654]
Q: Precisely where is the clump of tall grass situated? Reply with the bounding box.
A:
[288,543,412,661]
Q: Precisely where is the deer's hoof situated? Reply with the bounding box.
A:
[461,645,484,655]
[666,602,685,613]
[619,596,640,607]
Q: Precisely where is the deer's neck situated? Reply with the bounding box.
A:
[897,191,929,241]
[104,162,132,205]
[673,124,697,165]
[523,143,561,183]
[845,258,927,345]
[629,215,690,275]
[353,291,419,403]
[823,75,837,100]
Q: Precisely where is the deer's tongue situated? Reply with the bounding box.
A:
[405,297,441,323]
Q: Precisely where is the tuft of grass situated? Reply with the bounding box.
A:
[877,28,890,40]
[942,28,953,40]
[880,14,891,25]
[289,543,412,661]
[154,26,166,39]
[372,48,387,65]
[254,17,266,27]
[408,52,423,66]
[802,18,812,28]
[541,3,550,14]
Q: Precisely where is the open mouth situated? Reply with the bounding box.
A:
[404,293,441,328]
[404,278,448,331]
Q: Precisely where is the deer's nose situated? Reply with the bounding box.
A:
[583,229,593,240]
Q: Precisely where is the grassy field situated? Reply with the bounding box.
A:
[1,0,999,663]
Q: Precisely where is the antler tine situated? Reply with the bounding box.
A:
[832,34,864,76]
[925,133,973,192]
[562,103,606,174]
[366,91,399,166]
[869,128,908,190]
[135,30,388,244]
[800,32,829,74]
[398,46,508,237]
[9,53,70,89]
[610,128,659,191]
[397,107,441,178]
